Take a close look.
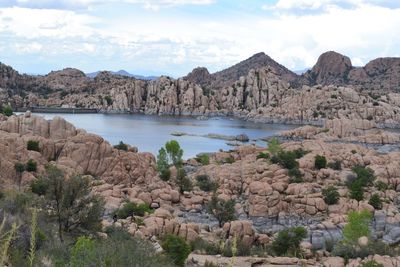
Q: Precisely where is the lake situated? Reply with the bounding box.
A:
[27,113,297,158]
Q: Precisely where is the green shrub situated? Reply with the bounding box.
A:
[375,181,389,191]
[190,238,219,255]
[369,194,382,210]
[327,160,342,170]
[271,151,299,170]
[360,260,384,267]
[332,240,395,262]
[196,154,210,165]
[288,168,303,183]
[31,178,49,196]
[343,210,372,244]
[159,169,171,181]
[351,149,357,154]
[207,194,236,227]
[256,152,269,160]
[267,138,282,156]
[352,166,375,187]
[162,234,191,267]
[196,175,217,192]
[26,159,37,172]
[116,202,152,219]
[114,141,128,151]
[14,162,25,173]
[272,226,307,256]
[348,179,364,201]
[27,140,40,152]
[176,168,192,193]
[2,104,13,116]
[104,95,113,105]
[224,156,235,164]
[314,155,327,169]
[322,186,340,205]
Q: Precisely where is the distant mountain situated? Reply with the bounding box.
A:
[86,70,158,80]
[293,68,310,75]
[184,52,300,89]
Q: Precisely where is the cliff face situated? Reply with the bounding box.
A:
[184,52,300,89]
[304,51,400,91]
[2,51,400,125]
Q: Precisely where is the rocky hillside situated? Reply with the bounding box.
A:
[1,113,400,266]
[304,51,400,91]
[184,52,300,89]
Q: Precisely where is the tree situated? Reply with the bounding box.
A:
[348,179,364,201]
[352,166,375,187]
[176,168,192,193]
[208,194,236,227]
[2,104,13,116]
[272,227,307,256]
[27,140,40,152]
[43,165,105,242]
[26,159,37,172]
[161,234,191,267]
[113,141,128,151]
[157,147,170,181]
[322,186,340,205]
[342,210,372,244]
[165,140,183,167]
[369,193,382,210]
[196,175,217,192]
[14,162,25,189]
[267,137,281,156]
[314,155,327,169]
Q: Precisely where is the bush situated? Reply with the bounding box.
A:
[288,168,303,183]
[360,260,384,267]
[375,181,389,191]
[60,227,174,267]
[208,194,236,227]
[196,154,210,165]
[114,141,128,151]
[314,155,327,169]
[327,160,342,170]
[343,210,372,243]
[369,193,382,210]
[271,151,299,170]
[348,179,364,201]
[352,166,375,187]
[322,186,340,205]
[14,162,25,173]
[31,178,49,196]
[267,138,281,156]
[272,226,307,256]
[162,234,191,267]
[196,175,217,192]
[116,202,152,219]
[26,159,37,172]
[190,238,219,255]
[159,169,171,181]
[27,140,40,152]
[176,168,192,193]
[2,104,13,116]
[104,95,113,105]
[256,152,269,160]
[332,240,395,262]
[165,140,184,167]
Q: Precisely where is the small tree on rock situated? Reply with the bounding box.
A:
[208,193,236,227]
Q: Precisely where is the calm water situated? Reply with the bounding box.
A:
[28,113,297,158]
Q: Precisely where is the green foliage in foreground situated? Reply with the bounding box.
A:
[2,104,13,116]
[64,228,174,267]
[343,210,372,244]
[161,234,191,267]
[115,202,152,219]
[272,226,307,256]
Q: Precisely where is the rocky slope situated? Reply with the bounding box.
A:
[184,52,300,89]
[1,114,400,266]
[304,51,400,91]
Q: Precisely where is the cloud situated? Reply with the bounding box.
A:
[0,1,400,76]
[1,0,215,10]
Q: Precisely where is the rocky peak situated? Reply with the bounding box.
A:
[184,67,211,88]
[0,62,20,89]
[304,51,353,85]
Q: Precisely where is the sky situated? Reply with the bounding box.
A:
[0,0,399,77]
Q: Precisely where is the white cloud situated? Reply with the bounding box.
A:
[3,0,215,10]
[0,1,400,76]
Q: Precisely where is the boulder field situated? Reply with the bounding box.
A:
[1,113,400,266]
